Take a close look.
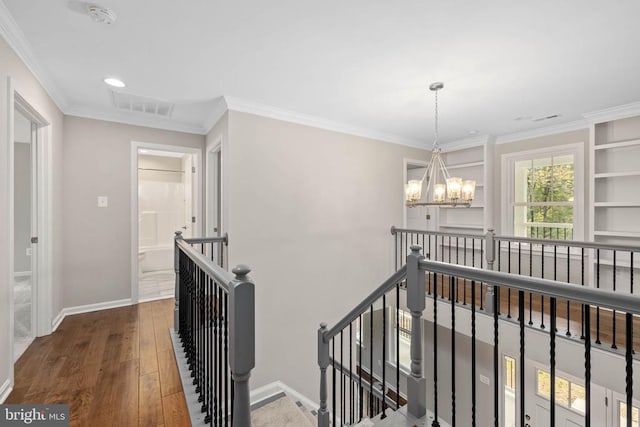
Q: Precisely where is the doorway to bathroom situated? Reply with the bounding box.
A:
[131,143,201,303]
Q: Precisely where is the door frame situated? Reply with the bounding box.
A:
[7,77,53,371]
[130,141,202,304]
[205,135,222,237]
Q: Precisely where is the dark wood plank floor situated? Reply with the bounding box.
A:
[427,275,640,351]
[6,298,191,427]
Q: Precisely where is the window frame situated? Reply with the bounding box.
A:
[535,368,587,416]
[501,143,584,241]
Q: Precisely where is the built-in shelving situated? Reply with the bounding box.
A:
[589,114,640,257]
[436,142,493,233]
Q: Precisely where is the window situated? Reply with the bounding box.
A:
[504,356,516,427]
[536,369,586,414]
[390,309,412,371]
[619,402,639,427]
[503,144,583,240]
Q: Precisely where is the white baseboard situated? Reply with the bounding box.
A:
[50,298,133,333]
[0,379,12,403]
[250,381,319,412]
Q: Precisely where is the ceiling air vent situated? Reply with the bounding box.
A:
[110,91,174,117]
[532,114,561,122]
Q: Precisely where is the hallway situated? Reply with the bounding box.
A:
[5,299,191,426]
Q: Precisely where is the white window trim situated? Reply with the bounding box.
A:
[501,142,584,241]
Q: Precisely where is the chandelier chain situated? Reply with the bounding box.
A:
[433,89,439,151]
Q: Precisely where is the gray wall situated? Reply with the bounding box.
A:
[61,116,205,308]
[220,110,429,400]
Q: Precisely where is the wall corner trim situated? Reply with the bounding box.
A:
[51,309,65,333]
[0,379,13,403]
[582,101,640,124]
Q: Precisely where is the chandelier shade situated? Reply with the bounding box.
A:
[405,82,475,208]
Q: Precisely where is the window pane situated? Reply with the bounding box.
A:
[537,370,551,398]
[620,402,640,427]
[555,377,570,407]
[531,158,554,203]
[514,206,574,239]
[570,383,586,414]
[504,356,516,427]
[551,157,574,202]
[514,160,532,203]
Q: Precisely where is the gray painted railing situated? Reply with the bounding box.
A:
[175,231,255,427]
[319,242,639,426]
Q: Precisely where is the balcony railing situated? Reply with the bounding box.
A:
[317,245,640,426]
[174,231,255,427]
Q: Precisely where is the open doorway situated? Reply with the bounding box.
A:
[13,108,37,360]
[131,143,201,303]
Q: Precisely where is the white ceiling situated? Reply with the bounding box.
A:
[2,1,640,146]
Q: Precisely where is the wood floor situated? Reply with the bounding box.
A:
[5,298,191,427]
[427,275,640,351]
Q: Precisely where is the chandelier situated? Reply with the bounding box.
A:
[405,82,475,208]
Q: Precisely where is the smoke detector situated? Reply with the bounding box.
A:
[87,4,117,25]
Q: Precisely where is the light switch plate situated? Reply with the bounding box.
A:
[97,196,108,207]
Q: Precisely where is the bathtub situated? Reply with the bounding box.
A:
[139,245,173,273]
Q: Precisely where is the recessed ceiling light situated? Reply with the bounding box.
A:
[87,4,117,25]
[104,77,125,88]
[468,130,478,135]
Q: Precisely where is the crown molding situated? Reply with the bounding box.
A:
[224,95,427,150]
[494,119,588,145]
[202,97,229,135]
[65,104,208,135]
[582,101,640,124]
[441,133,494,151]
[0,1,68,111]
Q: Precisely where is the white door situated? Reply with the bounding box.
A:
[524,362,607,427]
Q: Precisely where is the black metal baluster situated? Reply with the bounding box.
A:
[463,239,468,305]
[596,249,601,345]
[584,303,591,427]
[480,240,484,311]
[382,292,387,419]
[396,282,400,409]
[433,272,440,427]
[567,245,571,337]
[493,285,499,427]
[212,282,218,425]
[541,244,546,329]
[224,291,229,426]
[369,304,374,418]
[471,280,477,427]
[455,237,460,303]
[341,330,344,425]
[202,277,209,417]
[508,241,512,318]
[581,247,585,340]
[350,323,353,424]
[612,250,618,349]
[519,290,526,427]
[529,243,533,325]
[332,338,336,426]
[218,289,223,426]
[625,312,633,427]
[450,275,456,427]
[550,297,557,427]
[359,314,363,421]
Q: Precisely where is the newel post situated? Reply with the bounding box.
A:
[317,323,330,427]
[229,265,255,427]
[174,230,183,331]
[406,245,426,418]
[484,228,496,313]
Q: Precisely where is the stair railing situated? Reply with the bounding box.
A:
[174,231,255,427]
[319,244,639,426]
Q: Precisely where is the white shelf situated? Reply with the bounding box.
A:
[593,202,640,207]
[439,224,484,230]
[593,230,640,238]
[594,171,640,178]
[593,138,640,150]
[440,205,485,209]
[446,161,484,170]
